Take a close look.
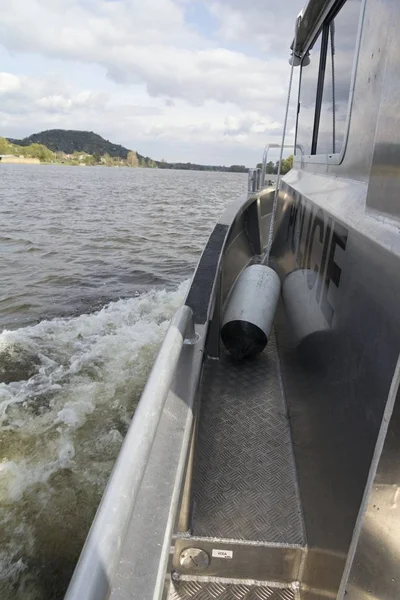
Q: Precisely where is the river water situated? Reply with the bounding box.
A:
[0,165,246,599]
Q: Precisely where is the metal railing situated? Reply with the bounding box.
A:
[65,304,195,600]
[260,143,296,188]
[248,167,261,192]
[248,143,303,193]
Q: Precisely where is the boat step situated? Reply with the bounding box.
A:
[170,535,305,585]
[167,578,301,600]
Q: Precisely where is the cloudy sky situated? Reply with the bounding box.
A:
[0,0,304,165]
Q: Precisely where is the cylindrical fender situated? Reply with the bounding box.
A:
[221,264,281,360]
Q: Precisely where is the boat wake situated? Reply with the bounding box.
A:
[0,280,188,599]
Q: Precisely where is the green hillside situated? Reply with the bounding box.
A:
[4,129,249,172]
[8,129,130,159]
[0,136,54,162]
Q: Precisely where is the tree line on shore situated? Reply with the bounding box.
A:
[256,156,293,175]
[1,135,248,171]
[1,129,294,174]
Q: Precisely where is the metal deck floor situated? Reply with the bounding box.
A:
[191,333,305,544]
[169,580,299,600]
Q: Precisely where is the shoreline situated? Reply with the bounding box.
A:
[1,161,250,173]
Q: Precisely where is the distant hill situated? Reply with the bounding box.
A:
[6,129,249,172]
[8,129,130,159]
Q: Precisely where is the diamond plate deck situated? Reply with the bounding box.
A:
[191,333,305,543]
[168,580,298,600]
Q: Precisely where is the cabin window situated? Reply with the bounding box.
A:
[296,0,362,157]
[296,34,323,156]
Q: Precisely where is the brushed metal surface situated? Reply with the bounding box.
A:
[301,547,346,599]
[221,189,274,306]
[191,333,305,544]
[339,357,400,599]
[168,580,298,600]
[274,182,400,598]
[172,537,304,583]
[293,0,389,182]
[179,548,210,571]
[365,0,400,219]
[344,484,400,599]
[293,0,335,59]
[342,0,391,181]
[270,53,400,594]
[268,2,400,585]
[109,325,206,600]
[271,175,400,596]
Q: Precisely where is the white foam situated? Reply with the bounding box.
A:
[0,280,189,596]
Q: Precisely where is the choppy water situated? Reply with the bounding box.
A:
[0,165,246,599]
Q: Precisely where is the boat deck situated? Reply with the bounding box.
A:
[169,580,299,600]
[191,333,305,545]
[167,334,306,599]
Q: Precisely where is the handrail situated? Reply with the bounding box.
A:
[260,143,298,188]
[64,304,195,600]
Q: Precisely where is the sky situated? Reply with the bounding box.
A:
[0,0,305,166]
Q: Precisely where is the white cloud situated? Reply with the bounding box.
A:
[0,72,21,93]
[0,0,302,164]
[207,0,304,52]
[0,72,107,116]
[0,0,289,112]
